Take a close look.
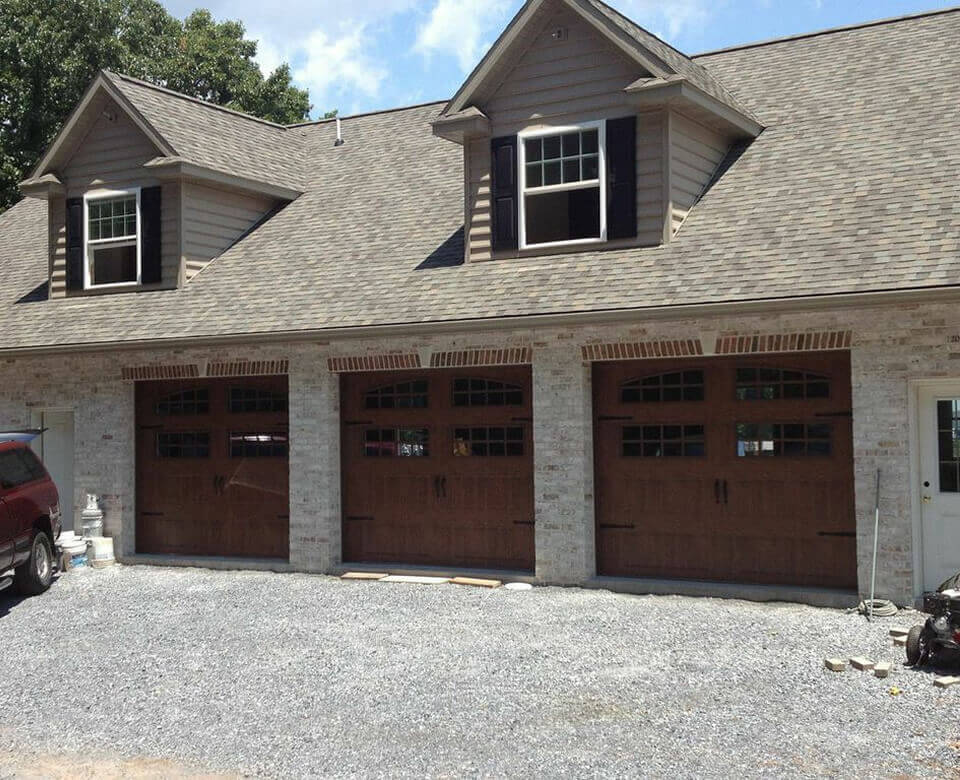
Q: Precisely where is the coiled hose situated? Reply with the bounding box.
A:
[858,599,898,618]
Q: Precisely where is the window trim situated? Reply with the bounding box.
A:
[517,121,607,250]
[83,187,142,290]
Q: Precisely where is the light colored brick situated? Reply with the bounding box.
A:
[824,658,846,672]
[874,662,892,678]
[850,657,875,671]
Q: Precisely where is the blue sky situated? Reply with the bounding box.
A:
[160,0,955,118]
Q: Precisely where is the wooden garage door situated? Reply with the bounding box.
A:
[136,377,289,559]
[341,367,534,571]
[594,352,856,588]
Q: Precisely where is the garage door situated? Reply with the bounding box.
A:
[341,367,534,571]
[136,377,289,559]
[594,352,855,588]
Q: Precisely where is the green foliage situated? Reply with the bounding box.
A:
[0,0,314,209]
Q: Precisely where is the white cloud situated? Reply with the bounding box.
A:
[294,27,388,102]
[616,0,718,40]
[414,0,512,72]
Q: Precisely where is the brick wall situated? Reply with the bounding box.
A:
[2,299,959,604]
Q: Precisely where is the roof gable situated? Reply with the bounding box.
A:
[30,73,174,180]
[442,0,759,132]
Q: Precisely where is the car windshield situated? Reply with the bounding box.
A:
[0,447,44,489]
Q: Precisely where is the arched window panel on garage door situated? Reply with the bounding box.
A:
[735,367,830,401]
[452,378,523,407]
[155,388,210,415]
[229,386,288,413]
[621,370,705,403]
[364,380,429,410]
[364,428,429,457]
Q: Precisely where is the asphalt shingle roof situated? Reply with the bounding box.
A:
[0,8,959,351]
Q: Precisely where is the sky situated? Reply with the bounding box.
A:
[160,0,956,118]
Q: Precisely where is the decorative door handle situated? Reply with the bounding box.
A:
[723,479,729,505]
[433,476,440,499]
[440,476,447,498]
[714,479,720,504]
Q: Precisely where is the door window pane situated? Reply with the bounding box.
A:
[364,428,428,457]
[622,424,705,457]
[937,400,960,493]
[736,423,831,457]
[622,371,704,403]
[736,367,830,401]
[453,427,524,456]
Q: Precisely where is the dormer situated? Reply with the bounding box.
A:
[432,0,763,262]
[19,71,302,298]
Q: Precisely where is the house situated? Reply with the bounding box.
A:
[2,0,959,607]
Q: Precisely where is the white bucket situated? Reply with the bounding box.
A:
[88,536,115,565]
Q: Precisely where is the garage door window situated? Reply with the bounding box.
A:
[735,368,830,401]
[622,371,704,403]
[229,432,288,458]
[453,378,523,406]
[453,427,524,456]
[736,423,831,456]
[229,387,288,413]
[157,432,210,458]
[364,428,429,457]
[622,425,705,457]
[365,381,428,409]
[156,389,209,415]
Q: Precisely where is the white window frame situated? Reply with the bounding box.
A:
[83,187,142,289]
[517,120,607,250]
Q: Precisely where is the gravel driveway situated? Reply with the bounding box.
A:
[0,565,957,778]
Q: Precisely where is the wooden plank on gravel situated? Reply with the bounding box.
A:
[451,576,502,589]
[341,572,388,580]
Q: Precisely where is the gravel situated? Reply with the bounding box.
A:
[0,565,958,778]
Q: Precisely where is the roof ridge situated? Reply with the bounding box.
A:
[105,71,290,130]
[586,0,697,65]
[692,5,960,58]
[286,99,450,128]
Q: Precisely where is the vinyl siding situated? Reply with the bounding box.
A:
[181,182,275,280]
[51,103,178,297]
[465,8,664,260]
[669,111,730,235]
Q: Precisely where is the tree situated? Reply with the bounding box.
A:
[0,0,313,210]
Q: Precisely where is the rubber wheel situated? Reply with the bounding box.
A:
[905,624,925,666]
[12,531,54,596]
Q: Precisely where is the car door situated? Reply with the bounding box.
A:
[0,478,16,572]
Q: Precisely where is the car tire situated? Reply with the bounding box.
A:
[12,531,54,596]
[905,624,926,666]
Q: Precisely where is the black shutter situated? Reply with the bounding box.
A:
[140,186,162,284]
[606,116,637,240]
[490,135,518,251]
[65,198,84,291]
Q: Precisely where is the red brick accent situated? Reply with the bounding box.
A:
[430,347,531,368]
[121,364,200,381]
[327,354,421,373]
[714,331,853,355]
[580,339,702,362]
[207,359,289,377]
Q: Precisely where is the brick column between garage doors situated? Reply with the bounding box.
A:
[533,345,595,584]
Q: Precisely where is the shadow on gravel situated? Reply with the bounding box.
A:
[0,574,64,619]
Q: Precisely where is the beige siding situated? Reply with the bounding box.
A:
[181,182,275,280]
[636,110,665,247]
[669,111,730,235]
[465,138,492,262]
[486,8,643,135]
[50,101,180,297]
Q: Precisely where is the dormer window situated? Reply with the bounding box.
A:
[519,122,605,249]
[84,189,141,288]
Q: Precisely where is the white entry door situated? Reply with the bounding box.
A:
[31,411,75,534]
[918,388,960,591]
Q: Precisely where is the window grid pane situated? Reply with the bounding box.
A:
[88,196,137,241]
[735,367,830,401]
[524,129,600,191]
[229,432,288,458]
[364,428,429,457]
[937,400,960,493]
[229,387,288,413]
[736,423,832,457]
[452,378,523,407]
[156,389,210,416]
[621,424,705,457]
[453,427,524,457]
[622,371,705,403]
[364,381,428,410]
[157,432,210,458]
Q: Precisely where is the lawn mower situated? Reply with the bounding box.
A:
[906,570,960,667]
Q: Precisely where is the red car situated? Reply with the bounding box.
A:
[0,432,61,596]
